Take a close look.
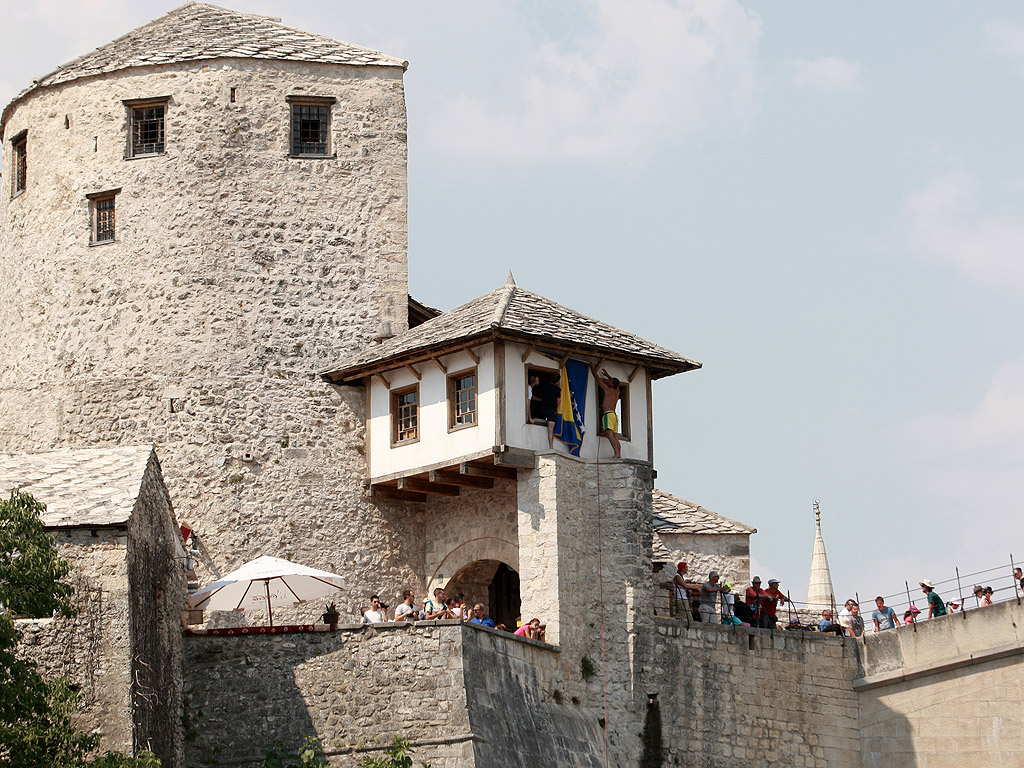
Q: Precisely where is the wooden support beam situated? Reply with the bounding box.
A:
[405,364,422,380]
[398,477,460,497]
[370,485,425,503]
[520,345,535,363]
[460,462,518,480]
[466,348,480,364]
[430,469,494,489]
[432,357,447,374]
[376,372,390,388]
[628,364,642,383]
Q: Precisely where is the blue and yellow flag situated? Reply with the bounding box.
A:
[553,358,589,456]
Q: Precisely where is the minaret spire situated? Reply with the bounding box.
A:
[806,500,836,614]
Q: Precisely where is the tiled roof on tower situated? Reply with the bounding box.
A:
[324,275,702,382]
[3,2,407,130]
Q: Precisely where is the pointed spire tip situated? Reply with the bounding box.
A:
[506,270,516,286]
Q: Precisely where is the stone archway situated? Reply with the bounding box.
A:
[445,559,521,629]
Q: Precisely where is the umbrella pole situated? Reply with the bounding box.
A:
[265,580,274,627]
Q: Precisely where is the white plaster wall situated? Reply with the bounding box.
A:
[506,343,650,462]
[368,346,495,479]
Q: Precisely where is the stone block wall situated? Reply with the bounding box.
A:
[856,598,1024,768]
[17,529,135,757]
[516,454,655,766]
[646,619,862,767]
[657,531,751,589]
[126,454,187,767]
[0,57,414,624]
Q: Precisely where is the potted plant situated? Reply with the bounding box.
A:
[322,601,340,627]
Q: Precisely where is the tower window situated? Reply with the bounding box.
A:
[87,189,120,244]
[448,369,478,430]
[287,96,335,157]
[11,131,27,196]
[125,98,168,157]
[391,385,419,445]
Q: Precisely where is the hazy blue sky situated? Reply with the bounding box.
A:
[4,1,1023,610]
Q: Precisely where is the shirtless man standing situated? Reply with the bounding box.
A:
[589,364,622,458]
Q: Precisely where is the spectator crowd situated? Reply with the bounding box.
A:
[665,561,1024,638]
[354,587,547,642]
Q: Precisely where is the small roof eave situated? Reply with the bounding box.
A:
[322,327,701,385]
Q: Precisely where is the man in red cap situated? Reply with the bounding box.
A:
[673,562,698,618]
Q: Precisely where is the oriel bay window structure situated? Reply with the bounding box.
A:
[323,276,701,501]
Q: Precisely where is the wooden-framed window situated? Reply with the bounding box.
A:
[287,96,335,157]
[448,369,478,430]
[127,99,167,157]
[595,380,630,441]
[11,131,27,196]
[87,189,120,245]
[391,385,419,445]
[526,366,560,424]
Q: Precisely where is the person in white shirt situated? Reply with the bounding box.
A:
[361,595,387,624]
[394,590,419,621]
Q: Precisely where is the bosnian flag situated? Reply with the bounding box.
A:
[553,358,589,456]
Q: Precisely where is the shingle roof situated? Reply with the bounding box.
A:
[3,3,406,134]
[0,446,156,528]
[324,276,701,381]
[652,489,756,535]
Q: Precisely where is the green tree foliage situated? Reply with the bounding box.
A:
[0,490,160,767]
[360,738,431,768]
[263,737,328,768]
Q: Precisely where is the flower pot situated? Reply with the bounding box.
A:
[322,612,340,626]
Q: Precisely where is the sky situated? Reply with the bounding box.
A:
[3,0,1023,611]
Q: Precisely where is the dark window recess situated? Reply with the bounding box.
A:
[94,196,116,243]
[290,103,330,156]
[131,105,165,156]
[12,134,27,194]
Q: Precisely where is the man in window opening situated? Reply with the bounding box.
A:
[589,364,622,459]
[534,373,561,449]
[528,373,544,422]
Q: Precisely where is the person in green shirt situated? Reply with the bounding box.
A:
[919,579,947,618]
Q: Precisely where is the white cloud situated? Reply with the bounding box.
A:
[985,20,1024,78]
[790,56,860,91]
[905,170,1024,295]
[898,361,1024,519]
[427,0,762,164]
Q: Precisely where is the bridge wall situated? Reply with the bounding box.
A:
[855,598,1024,768]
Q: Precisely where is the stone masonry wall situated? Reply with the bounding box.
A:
[856,598,1024,768]
[0,58,414,623]
[647,619,862,767]
[184,622,474,768]
[183,621,611,768]
[17,528,134,756]
[126,455,187,768]
[517,454,655,767]
[657,531,751,589]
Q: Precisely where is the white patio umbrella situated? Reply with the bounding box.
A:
[187,555,345,627]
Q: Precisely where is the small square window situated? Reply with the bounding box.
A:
[11,132,27,196]
[391,385,419,445]
[87,190,119,244]
[125,98,169,158]
[288,96,334,157]
[448,369,478,430]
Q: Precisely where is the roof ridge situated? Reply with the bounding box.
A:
[490,282,517,328]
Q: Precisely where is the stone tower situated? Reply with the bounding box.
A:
[806,499,836,613]
[0,4,418,608]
